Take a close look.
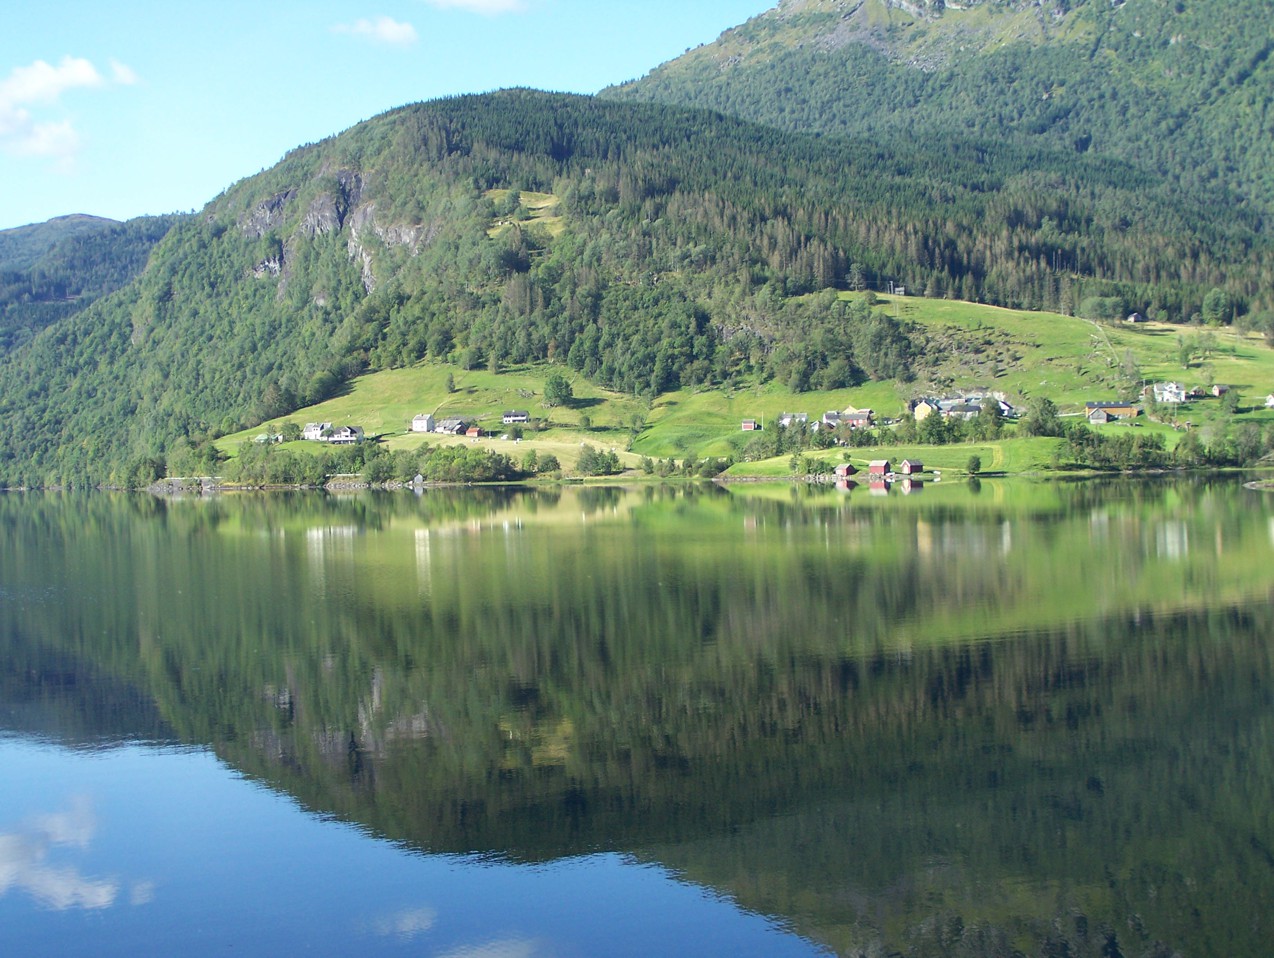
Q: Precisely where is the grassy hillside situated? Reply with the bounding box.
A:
[215,296,1274,479]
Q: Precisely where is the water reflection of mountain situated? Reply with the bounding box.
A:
[2,483,1272,957]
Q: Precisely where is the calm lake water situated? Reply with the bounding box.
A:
[2,478,1273,957]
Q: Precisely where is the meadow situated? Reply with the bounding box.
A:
[217,296,1274,477]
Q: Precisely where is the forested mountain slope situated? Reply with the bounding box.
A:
[0,90,1268,485]
[605,0,1274,215]
[0,215,181,352]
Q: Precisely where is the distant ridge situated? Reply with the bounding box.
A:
[0,214,120,272]
[605,0,1274,215]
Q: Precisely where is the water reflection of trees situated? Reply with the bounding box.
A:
[2,485,1273,957]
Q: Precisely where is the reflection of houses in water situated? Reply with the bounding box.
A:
[305,525,360,593]
[1155,520,1189,560]
[915,518,1013,559]
[869,479,890,496]
[415,528,432,596]
[900,478,923,495]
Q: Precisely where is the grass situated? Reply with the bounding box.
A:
[215,295,1274,476]
[485,189,565,238]
[217,363,647,472]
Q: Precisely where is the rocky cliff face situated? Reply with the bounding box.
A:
[233,163,436,295]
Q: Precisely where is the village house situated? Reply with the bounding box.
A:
[302,422,332,441]
[1085,401,1138,422]
[741,418,760,431]
[944,403,982,421]
[778,412,808,429]
[502,410,530,424]
[821,411,843,428]
[411,414,435,433]
[1151,382,1186,405]
[436,417,467,435]
[326,426,364,445]
[912,399,940,421]
[1211,384,1230,397]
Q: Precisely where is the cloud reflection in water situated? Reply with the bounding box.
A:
[0,797,118,911]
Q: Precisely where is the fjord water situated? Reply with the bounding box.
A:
[2,480,1273,957]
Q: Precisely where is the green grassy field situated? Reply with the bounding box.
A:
[216,296,1274,477]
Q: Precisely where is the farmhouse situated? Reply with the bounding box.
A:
[436,417,467,435]
[944,403,982,421]
[778,412,808,429]
[1150,382,1186,405]
[326,426,364,445]
[912,399,940,421]
[411,414,435,433]
[302,422,332,441]
[502,410,530,424]
[1085,401,1138,421]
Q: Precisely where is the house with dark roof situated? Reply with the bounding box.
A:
[1085,401,1138,421]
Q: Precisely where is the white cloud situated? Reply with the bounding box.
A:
[0,55,138,162]
[422,0,529,15]
[0,56,102,106]
[110,60,140,86]
[333,15,419,45]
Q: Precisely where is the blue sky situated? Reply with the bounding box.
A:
[0,0,774,231]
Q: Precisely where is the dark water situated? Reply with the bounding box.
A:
[2,479,1273,957]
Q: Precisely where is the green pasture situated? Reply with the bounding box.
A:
[214,294,1274,477]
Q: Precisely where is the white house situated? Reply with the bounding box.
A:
[1152,382,1186,404]
[412,414,435,433]
[302,422,332,441]
[326,426,364,445]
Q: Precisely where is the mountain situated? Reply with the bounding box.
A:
[0,214,119,271]
[0,214,181,353]
[0,89,1268,486]
[604,0,1274,216]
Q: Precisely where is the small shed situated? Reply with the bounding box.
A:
[868,459,891,477]
[742,419,760,431]
[834,462,858,478]
[465,426,481,438]
[899,459,923,475]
